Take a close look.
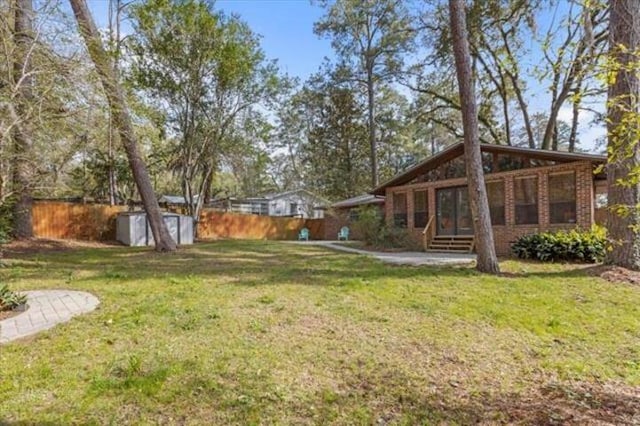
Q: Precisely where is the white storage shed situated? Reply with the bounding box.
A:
[116,211,194,246]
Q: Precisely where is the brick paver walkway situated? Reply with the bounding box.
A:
[0,290,100,344]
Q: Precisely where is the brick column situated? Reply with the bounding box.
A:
[407,190,415,229]
[385,189,393,226]
[539,171,549,227]
[505,176,515,226]
[577,164,594,228]
[428,187,437,240]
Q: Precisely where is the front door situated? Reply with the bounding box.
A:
[436,186,473,235]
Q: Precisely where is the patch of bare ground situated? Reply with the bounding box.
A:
[587,264,640,286]
[0,307,22,321]
[1,238,120,257]
[265,308,640,424]
[492,380,640,425]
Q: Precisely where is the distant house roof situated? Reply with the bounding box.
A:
[239,189,330,205]
[332,194,385,209]
[261,189,330,203]
[159,194,200,205]
[371,143,606,196]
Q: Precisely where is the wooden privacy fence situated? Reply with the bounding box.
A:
[32,202,127,240]
[198,210,324,240]
[32,201,325,241]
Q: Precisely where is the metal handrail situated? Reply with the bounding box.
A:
[421,215,435,251]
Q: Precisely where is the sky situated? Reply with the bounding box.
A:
[85,0,605,153]
[88,0,334,80]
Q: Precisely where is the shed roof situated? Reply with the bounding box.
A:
[371,143,606,195]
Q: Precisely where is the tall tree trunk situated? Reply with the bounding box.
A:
[449,0,500,274]
[107,0,122,206]
[606,0,640,269]
[69,0,176,252]
[12,0,34,239]
[568,95,580,153]
[366,69,378,187]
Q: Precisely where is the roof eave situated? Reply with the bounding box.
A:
[370,143,606,196]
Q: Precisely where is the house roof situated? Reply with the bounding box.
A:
[159,194,200,205]
[332,194,385,209]
[371,143,606,195]
[261,189,329,203]
[242,189,330,205]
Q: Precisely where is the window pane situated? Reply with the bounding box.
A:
[515,177,538,225]
[549,172,576,223]
[413,190,428,228]
[486,180,505,225]
[393,193,407,228]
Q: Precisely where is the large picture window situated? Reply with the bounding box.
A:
[486,180,505,225]
[515,176,538,225]
[549,172,576,223]
[413,190,428,228]
[393,192,408,228]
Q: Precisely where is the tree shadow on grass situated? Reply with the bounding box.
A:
[297,373,640,425]
[0,240,616,291]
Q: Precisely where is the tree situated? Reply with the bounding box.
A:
[606,0,640,269]
[127,0,280,227]
[449,0,500,274]
[69,0,176,252]
[414,0,607,151]
[11,0,34,238]
[271,67,371,200]
[315,0,414,187]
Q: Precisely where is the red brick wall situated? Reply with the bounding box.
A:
[325,205,385,240]
[385,161,597,256]
[323,210,349,240]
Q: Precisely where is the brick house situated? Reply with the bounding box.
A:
[371,143,606,255]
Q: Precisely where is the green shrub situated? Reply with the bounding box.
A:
[377,225,421,250]
[0,284,27,311]
[352,206,419,250]
[511,225,607,263]
[351,206,384,246]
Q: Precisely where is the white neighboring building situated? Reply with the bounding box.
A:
[213,189,329,219]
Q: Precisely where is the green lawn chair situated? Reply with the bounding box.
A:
[338,226,349,241]
[298,227,310,241]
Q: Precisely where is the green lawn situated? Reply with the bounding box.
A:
[1,241,640,424]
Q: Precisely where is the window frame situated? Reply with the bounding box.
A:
[393,192,408,228]
[413,190,428,228]
[485,179,505,226]
[514,176,539,225]
[548,171,577,224]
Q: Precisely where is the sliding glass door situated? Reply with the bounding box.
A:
[436,186,473,235]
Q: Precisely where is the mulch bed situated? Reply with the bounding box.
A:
[587,264,640,286]
[0,307,24,321]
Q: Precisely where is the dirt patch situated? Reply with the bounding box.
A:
[497,380,640,425]
[1,238,121,257]
[0,306,25,321]
[587,265,640,286]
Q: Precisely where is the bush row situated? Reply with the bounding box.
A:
[511,225,607,263]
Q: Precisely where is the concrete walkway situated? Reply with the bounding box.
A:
[301,241,476,266]
[0,290,100,344]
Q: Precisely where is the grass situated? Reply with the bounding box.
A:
[1,240,640,424]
